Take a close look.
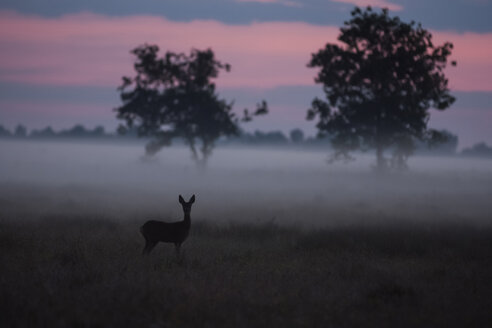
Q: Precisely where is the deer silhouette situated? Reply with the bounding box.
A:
[140,194,195,256]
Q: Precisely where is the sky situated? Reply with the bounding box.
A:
[0,0,491,149]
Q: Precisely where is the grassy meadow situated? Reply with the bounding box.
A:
[1,140,492,327]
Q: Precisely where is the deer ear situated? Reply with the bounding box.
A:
[190,195,195,203]
[179,195,184,204]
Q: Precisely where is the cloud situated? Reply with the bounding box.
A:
[236,0,303,8]
[0,11,491,91]
[331,0,403,11]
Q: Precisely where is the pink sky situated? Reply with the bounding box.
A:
[1,11,491,91]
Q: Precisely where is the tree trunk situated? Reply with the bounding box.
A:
[198,140,213,170]
[197,155,208,170]
[188,139,201,167]
[188,138,214,170]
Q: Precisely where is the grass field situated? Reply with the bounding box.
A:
[1,211,492,327]
[1,140,492,327]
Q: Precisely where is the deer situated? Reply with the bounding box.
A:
[140,194,195,257]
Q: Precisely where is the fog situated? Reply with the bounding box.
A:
[1,139,491,227]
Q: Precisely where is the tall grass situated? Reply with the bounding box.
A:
[1,214,491,327]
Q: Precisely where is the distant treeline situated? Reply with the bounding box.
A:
[0,124,112,140]
[1,123,491,158]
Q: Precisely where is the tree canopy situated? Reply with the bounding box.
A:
[115,45,267,167]
[307,7,456,170]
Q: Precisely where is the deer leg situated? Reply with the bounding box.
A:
[143,240,157,255]
[174,243,181,258]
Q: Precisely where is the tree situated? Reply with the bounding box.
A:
[290,128,305,143]
[92,126,106,137]
[307,7,456,170]
[30,126,56,138]
[461,142,492,158]
[60,125,88,138]
[0,125,12,137]
[253,130,288,144]
[413,129,458,155]
[115,45,267,167]
[14,124,27,138]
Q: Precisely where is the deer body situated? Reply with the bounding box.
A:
[140,194,195,256]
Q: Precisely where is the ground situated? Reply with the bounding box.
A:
[1,203,491,327]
